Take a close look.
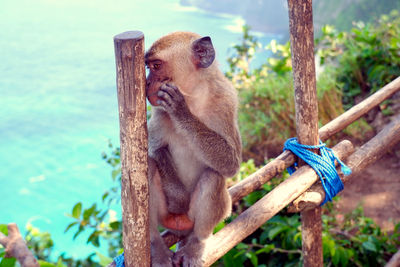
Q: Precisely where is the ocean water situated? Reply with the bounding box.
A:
[0,0,277,260]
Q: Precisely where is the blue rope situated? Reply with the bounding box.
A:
[283,137,351,204]
[113,253,125,267]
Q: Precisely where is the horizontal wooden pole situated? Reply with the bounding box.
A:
[288,113,400,212]
[319,76,400,140]
[385,249,400,267]
[201,140,354,266]
[229,149,295,203]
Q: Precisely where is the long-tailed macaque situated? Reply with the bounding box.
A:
[146,32,242,267]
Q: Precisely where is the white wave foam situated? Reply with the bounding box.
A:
[19,187,31,195]
[29,174,46,183]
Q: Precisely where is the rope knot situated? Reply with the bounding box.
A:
[283,137,351,204]
[113,253,125,267]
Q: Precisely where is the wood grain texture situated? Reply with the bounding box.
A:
[287,0,322,266]
[114,31,150,267]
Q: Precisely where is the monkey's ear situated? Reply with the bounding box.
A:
[192,36,215,68]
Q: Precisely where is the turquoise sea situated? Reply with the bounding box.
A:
[0,0,277,259]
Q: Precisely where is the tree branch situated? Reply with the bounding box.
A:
[0,223,39,267]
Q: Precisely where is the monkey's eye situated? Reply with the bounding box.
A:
[153,63,161,70]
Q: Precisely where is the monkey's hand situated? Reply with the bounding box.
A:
[157,83,190,118]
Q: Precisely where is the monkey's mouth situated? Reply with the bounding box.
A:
[146,91,158,98]
[146,91,160,106]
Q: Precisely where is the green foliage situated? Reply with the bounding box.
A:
[65,141,122,257]
[321,203,400,266]
[226,25,262,82]
[317,10,400,110]
[0,224,98,267]
[314,0,400,33]
[228,26,346,158]
[25,223,54,261]
[231,12,400,158]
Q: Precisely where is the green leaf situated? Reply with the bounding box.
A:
[244,191,263,205]
[96,252,113,267]
[332,247,340,266]
[83,204,97,220]
[0,257,16,267]
[245,252,258,267]
[223,249,245,267]
[339,247,350,267]
[72,202,82,219]
[259,231,269,244]
[73,226,84,240]
[102,192,109,202]
[0,224,8,235]
[88,230,100,247]
[362,241,377,252]
[236,243,248,250]
[64,222,78,233]
[110,221,120,231]
[38,260,57,267]
[256,244,275,255]
[268,216,286,224]
[213,220,226,233]
[55,258,67,267]
[268,225,289,240]
[112,168,121,179]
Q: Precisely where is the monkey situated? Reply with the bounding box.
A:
[145,32,242,267]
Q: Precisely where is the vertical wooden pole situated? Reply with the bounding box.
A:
[114,31,150,267]
[287,1,323,267]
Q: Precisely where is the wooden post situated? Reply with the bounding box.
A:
[114,31,150,267]
[287,1,323,266]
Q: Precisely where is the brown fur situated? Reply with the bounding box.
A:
[146,32,241,267]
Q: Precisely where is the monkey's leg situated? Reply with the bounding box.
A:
[153,147,191,214]
[149,158,174,267]
[173,168,231,267]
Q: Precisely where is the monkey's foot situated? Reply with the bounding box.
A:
[172,238,204,267]
[172,250,204,267]
[151,240,174,267]
[161,213,194,231]
[152,262,173,267]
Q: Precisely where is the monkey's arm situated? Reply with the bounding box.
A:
[157,84,241,177]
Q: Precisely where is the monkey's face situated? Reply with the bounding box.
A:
[145,32,216,106]
[145,59,171,106]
